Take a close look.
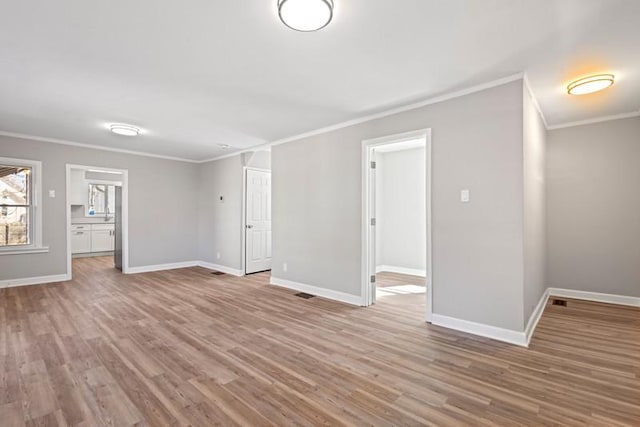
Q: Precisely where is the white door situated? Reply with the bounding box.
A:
[245,169,272,274]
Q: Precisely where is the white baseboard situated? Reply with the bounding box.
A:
[0,273,71,289]
[126,261,198,274]
[376,265,426,277]
[270,276,364,306]
[549,288,640,307]
[431,314,528,347]
[197,261,244,277]
[525,288,551,345]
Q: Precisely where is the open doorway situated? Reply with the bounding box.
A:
[362,129,432,321]
[243,167,272,275]
[65,164,129,278]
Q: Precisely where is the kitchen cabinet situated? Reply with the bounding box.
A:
[71,224,115,254]
[70,169,88,206]
[71,229,91,254]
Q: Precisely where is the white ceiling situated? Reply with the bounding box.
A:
[0,0,638,161]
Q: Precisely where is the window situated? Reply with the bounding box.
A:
[0,157,45,254]
[88,184,116,216]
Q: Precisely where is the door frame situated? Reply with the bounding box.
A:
[65,164,129,278]
[241,166,271,275]
[361,128,433,322]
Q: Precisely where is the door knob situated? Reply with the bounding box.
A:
[246,225,253,229]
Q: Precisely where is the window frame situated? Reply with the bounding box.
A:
[0,157,47,255]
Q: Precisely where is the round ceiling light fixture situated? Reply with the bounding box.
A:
[109,124,140,136]
[278,0,334,32]
[567,74,614,95]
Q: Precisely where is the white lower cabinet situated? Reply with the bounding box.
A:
[71,224,115,254]
[71,230,91,254]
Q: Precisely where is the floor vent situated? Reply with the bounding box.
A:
[552,299,567,306]
[210,271,226,276]
[295,292,316,299]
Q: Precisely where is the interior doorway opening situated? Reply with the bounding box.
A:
[362,129,432,321]
[65,164,129,278]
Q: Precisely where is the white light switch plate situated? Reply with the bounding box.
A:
[48,190,56,198]
[461,189,470,203]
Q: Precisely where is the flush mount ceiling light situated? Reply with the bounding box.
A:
[109,124,140,136]
[278,0,334,32]
[567,74,615,95]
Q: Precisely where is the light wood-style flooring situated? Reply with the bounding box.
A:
[1,256,638,426]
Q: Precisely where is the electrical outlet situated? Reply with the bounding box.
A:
[216,252,221,260]
[460,189,470,203]
[283,263,288,272]
[48,190,56,198]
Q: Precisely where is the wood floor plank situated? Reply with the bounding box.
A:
[0,257,638,426]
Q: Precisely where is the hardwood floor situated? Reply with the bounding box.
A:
[375,271,426,308]
[1,257,638,426]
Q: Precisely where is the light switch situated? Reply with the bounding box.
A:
[460,189,470,203]
[48,190,56,198]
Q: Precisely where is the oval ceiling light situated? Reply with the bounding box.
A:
[278,0,334,32]
[110,124,140,136]
[567,74,614,95]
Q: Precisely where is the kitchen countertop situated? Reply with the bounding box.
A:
[72,220,115,225]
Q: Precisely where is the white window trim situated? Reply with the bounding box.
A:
[0,157,48,255]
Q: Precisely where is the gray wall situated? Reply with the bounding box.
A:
[197,155,244,270]
[522,86,547,323]
[197,150,271,271]
[0,135,198,280]
[547,117,640,297]
[375,147,426,273]
[273,80,527,331]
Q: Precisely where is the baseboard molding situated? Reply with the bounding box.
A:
[431,314,528,347]
[525,288,551,345]
[197,261,244,277]
[548,288,640,307]
[270,276,364,306]
[126,261,198,274]
[375,265,426,278]
[0,273,71,289]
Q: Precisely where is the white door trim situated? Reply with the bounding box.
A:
[65,164,130,278]
[242,166,271,275]
[361,129,433,321]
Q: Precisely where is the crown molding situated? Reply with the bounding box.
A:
[523,73,549,129]
[0,130,200,163]
[199,72,525,163]
[547,111,640,131]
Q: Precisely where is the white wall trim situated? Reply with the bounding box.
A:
[197,261,244,277]
[375,265,426,278]
[0,131,199,163]
[431,314,528,347]
[524,288,551,345]
[523,73,549,129]
[0,273,70,289]
[199,73,524,163]
[548,288,640,307]
[270,276,365,306]
[126,261,198,274]
[547,111,640,130]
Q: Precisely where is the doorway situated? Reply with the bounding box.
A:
[243,167,272,274]
[361,129,432,321]
[65,164,129,278]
